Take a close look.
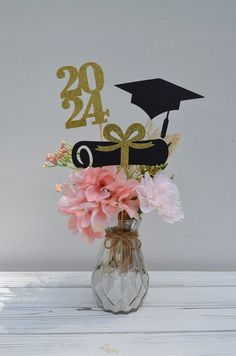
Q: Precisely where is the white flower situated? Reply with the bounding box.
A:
[136,172,184,223]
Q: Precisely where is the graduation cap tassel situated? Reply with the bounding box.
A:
[161,111,169,138]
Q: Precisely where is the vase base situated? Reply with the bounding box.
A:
[92,269,149,314]
[97,302,145,314]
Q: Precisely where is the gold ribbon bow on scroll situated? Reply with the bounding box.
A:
[96,123,154,170]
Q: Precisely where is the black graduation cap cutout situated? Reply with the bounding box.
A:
[115,78,204,138]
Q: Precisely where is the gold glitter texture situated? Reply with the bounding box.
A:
[96,123,154,170]
[57,62,109,129]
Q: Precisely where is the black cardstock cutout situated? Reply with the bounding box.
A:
[72,139,169,168]
[115,78,204,138]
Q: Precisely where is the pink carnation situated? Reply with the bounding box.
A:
[58,166,139,242]
[136,172,184,223]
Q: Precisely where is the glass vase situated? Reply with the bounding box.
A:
[91,217,149,314]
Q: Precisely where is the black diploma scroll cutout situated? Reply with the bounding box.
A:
[72,123,169,168]
[115,78,204,138]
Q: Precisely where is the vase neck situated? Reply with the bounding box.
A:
[106,218,141,233]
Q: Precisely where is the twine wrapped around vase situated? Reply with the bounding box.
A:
[104,228,142,271]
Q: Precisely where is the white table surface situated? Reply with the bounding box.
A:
[0,271,236,355]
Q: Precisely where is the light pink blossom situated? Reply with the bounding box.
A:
[58,166,140,242]
[136,172,184,223]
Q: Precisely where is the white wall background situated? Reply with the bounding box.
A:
[0,0,235,271]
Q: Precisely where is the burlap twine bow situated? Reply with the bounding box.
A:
[96,123,154,170]
[104,229,142,271]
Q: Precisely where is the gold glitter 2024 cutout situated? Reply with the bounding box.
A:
[57,62,110,129]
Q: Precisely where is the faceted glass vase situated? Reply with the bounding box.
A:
[91,218,149,314]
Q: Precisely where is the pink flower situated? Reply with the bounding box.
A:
[46,154,57,165]
[136,172,184,223]
[58,184,105,241]
[43,141,72,167]
[55,184,63,192]
[106,169,139,219]
[58,166,140,242]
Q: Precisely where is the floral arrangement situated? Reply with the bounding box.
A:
[43,124,184,242]
[43,62,204,314]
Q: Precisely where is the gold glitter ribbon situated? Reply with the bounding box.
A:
[96,123,154,169]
